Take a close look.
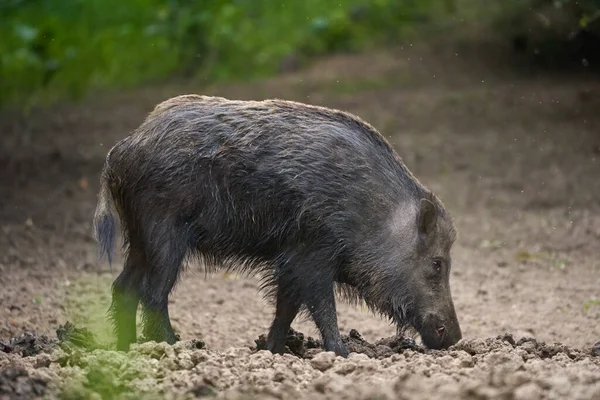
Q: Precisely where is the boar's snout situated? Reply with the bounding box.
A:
[418,310,462,350]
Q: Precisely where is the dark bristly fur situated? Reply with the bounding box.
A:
[93,94,462,356]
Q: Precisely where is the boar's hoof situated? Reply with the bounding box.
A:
[326,342,349,358]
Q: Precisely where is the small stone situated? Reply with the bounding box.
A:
[312,375,352,393]
[159,357,178,371]
[133,341,175,359]
[514,382,542,400]
[34,354,52,368]
[334,361,357,376]
[348,352,370,362]
[592,341,600,357]
[310,351,336,371]
[177,353,195,370]
[273,371,285,382]
[173,339,204,353]
[188,384,216,397]
[456,351,474,368]
[191,350,210,364]
[499,333,516,346]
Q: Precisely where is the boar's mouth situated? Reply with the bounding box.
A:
[413,313,462,350]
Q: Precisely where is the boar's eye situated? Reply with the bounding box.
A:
[432,258,443,273]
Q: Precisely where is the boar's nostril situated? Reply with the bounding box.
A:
[436,326,445,337]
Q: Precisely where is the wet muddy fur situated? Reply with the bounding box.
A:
[93,94,461,356]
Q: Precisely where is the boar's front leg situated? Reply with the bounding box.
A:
[272,248,348,357]
[305,279,348,357]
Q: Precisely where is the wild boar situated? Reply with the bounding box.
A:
[93,94,461,356]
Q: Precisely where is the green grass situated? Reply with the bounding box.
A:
[584,299,600,312]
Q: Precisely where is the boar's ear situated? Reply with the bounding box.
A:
[417,198,437,237]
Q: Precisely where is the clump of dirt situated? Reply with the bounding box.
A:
[254,328,323,358]
[358,330,424,358]
[453,333,594,361]
[0,322,109,360]
[56,321,108,351]
[254,328,423,359]
[0,321,109,370]
[0,332,56,357]
[512,336,586,361]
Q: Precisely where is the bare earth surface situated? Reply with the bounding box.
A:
[1,37,600,399]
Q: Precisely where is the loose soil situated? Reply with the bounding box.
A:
[1,34,600,399]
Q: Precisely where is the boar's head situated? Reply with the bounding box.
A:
[382,196,462,350]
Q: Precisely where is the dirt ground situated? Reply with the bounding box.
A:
[1,34,600,399]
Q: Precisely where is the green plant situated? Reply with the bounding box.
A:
[584,299,600,312]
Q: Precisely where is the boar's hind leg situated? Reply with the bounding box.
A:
[139,227,188,345]
[266,275,301,355]
[110,246,145,351]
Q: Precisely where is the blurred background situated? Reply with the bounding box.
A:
[2,0,600,109]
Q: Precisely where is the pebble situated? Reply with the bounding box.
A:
[592,341,600,357]
[514,382,542,400]
[310,351,336,371]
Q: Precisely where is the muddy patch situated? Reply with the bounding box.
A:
[254,328,423,359]
[0,332,56,358]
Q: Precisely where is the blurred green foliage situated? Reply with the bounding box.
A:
[494,0,600,63]
[495,0,600,34]
[0,0,452,109]
[3,0,598,110]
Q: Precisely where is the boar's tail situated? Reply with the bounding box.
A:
[93,164,116,265]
